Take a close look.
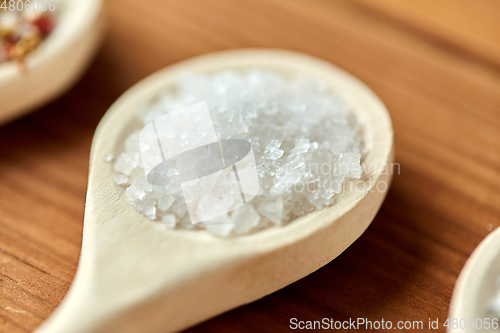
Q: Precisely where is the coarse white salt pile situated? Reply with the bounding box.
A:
[111,69,365,236]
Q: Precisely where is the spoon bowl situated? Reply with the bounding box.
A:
[0,0,104,125]
[35,49,394,333]
[449,227,500,332]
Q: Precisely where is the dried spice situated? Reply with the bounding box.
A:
[0,10,55,67]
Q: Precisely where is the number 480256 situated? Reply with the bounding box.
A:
[1,0,56,11]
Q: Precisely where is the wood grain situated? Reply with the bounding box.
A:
[1,0,499,332]
[353,0,500,69]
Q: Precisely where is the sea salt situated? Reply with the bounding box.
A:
[233,205,261,234]
[112,173,129,186]
[161,214,176,227]
[264,140,284,160]
[157,195,175,211]
[142,199,157,220]
[113,69,365,235]
[126,184,145,202]
[203,214,234,236]
[257,196,283,225]
[290,138,310,154]
[114,153,139,175]
[172,201,187,219]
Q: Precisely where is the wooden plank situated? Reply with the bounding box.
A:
[354,0,500,68]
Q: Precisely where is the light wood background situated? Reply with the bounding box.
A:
[1,0,499,332]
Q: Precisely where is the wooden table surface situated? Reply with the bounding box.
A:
[1,0,500,332]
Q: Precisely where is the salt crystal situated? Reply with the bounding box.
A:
[232,205,260,234]
[167,168,180,177]
[200,175,218,192]
[195,195,225,221]
[112,173,129,186]
[180,216,195,229]
[290,138,310,154]
[140,179,153,192]
[114,153,138,175]
[257,197,283,225]
[172,201,187,218]
[301,200,314,212]
[204,214,235,236]
[287,153,305,169]
[336,152,362,178]
[264,140,284,160]
[125,131,140,153]
[104,154,114,162]
[222,189,235,207]
[127,184,145,202]
[157,195,175,211]
[292,205,305,217]
[142,199,156,220]
[319,175,344,200]
[162,213,176,227]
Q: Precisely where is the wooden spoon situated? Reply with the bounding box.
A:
[35,49,394,333]
[449,227,500,332]
[0,0,104,125]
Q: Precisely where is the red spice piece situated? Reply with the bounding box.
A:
[3,39,15,61]
[31,14,54,37]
